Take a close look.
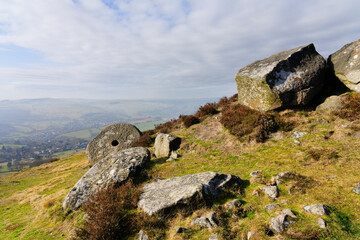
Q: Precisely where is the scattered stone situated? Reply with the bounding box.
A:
[294,139,301,144]
[138,172,242,215]
[247,232,253,239]
[261,185,278,199]
[270,214,296,233]
[292,131,308,139]
[208,234,218,240]
[235,44,326,111]
[352,182,360,194]
[191,212,218,228]
[303,204,330,216]
[269,132,285,140]
[265,203,281,211]
[317,218,327,229]
[139,230,149,240]
[271,171,298,185]
[252,189,260,196]
[328,39,360,92]
[166,151,178,162]
[316,95,344,113]
[154,133,181,158]
[175,227,188,233]
[280,208,297,218]
[226,199,243,209]
[86,123,141,165]
[63,147,150,211]
[250,170,263,178]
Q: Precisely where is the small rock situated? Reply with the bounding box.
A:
[247,232,253,239]
[265,203,281,211]
[271,171,297,185]
[252,190,260,196]
[281,208,297,218]
[317,218,327,229]
[261,185,278,199]
[294,139,301,144]
[191,212,217,228]
[270,214,296,233]
[226,199,243,209]
[208,234,218,240]
[352,182,360,194]
[250,170,263,178]
[175,227,188,233]
[303,204,330,216]
[292,131,308,139]
[154,133,181,158]
[139,230,149,240]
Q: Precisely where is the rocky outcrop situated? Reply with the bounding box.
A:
[154,133,181,158]
[63,147,150,211]
[270,214,296,233]
[138,172,242,216]
[235,44,326,111]
[328,39,360,92]
[86,123,142,165]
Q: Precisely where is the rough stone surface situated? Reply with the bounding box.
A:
[208,234,218,240]
[261,185,278,198]
[63,147,150,211]
[139,230,149,240]
[138,172,242,216]
[291,131,308,139]
[154,133,181,158]
[318,218,327,229]
[271,171,298,185]
[250,170,263,178]
[328,39,360,92]
[270,214,296,233]
[316,95,344,113]
[353,182,360,194]
[86,123,141,165]
[303,204,330,216]
[191,212,218,228]
[279,208,297,218]
[235,44,326,111]
[265,203,281,211]
[226,199,243,209]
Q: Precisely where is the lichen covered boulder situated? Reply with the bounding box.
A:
[154,133,181,158]
[138,172,242,216]
[86,123,141,165]
[328,39,360,92]
[235,44,326,111]
[63,147,150,211]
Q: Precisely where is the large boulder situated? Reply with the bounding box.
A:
[63,147,150,211]
[138,172,242,216]
[316,95,344,113]
[235,44,326,111]
[154,133,181,158]
[86,123,141,165]
[328,39,360,92]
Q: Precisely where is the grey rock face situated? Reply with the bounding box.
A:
[303,204,330,216]
[265,203,281,211]
[279,208,297,218]
[291,131,308,139]
[270,214,295,233]
[86,123,141,165]
[353,182,360,194]
[208,234,218,240]
[226,199,243,209]
[154,133,181,158]
[63,147,150,211]
[316,95,344,113]
[261,185,278,198]
[318,218,327,229]
[250,170,263,178]
[138,172,242,216]
[328,39,360,92]
[191,212,218,228]
[139,230,149,240]
[235,44,326,111]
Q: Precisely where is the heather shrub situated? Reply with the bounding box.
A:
[333,93,360,121]
[195,102,219,117]
[180,114,200,128]
[154,119,178,133]
[132,130,154,147]
[229,93,238,102]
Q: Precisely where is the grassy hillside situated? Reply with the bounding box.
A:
[2,95,360,239]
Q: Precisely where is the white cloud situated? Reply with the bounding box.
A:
[0,0,359,99]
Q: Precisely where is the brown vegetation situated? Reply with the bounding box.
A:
[195,102,219,118]
[180,114,201,128]
[132,130,155,148]
[333,93,360,121]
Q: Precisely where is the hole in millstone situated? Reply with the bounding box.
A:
[111,140,119,147]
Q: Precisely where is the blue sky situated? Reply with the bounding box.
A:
[0,0,359,100]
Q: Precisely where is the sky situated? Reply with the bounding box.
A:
[0,0,359,100]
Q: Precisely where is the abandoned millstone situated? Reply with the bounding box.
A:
[138,172,242,216]
[261,185,278,199]
[235,44,326,111]
[226,199,243,209]
[265,203,281,211]
[86,123,141,165]
[328,39,360,92]
[352,182,360,194]
[191,212,218,228]
[63,147,150,211]
[139,230,149,240]
[270,214,296,233]
[154,133,181,158]
[303,204,330,216]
